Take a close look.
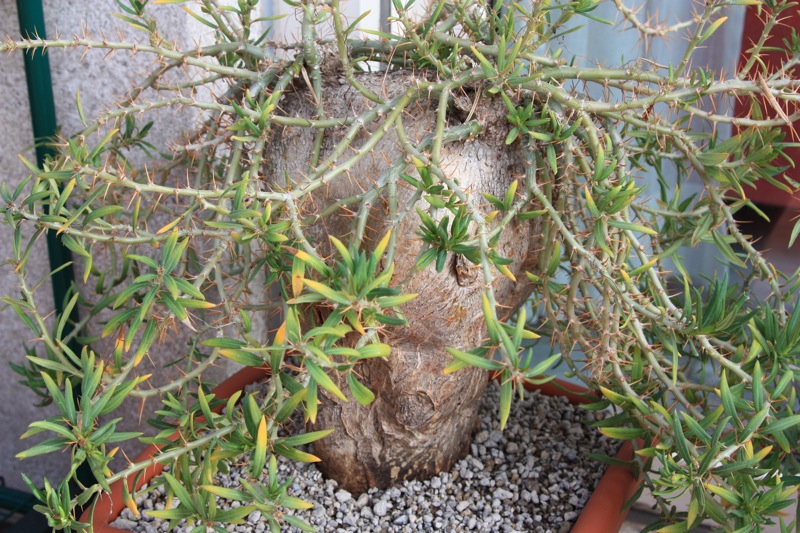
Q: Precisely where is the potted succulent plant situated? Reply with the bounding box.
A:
[4,0,800,531]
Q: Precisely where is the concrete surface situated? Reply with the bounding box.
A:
[0,1,213,491]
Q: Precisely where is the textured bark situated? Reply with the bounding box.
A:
[263,66,544,492]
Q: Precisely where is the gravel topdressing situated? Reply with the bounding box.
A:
[112,382,617,533]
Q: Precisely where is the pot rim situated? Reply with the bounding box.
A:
[516,376,641,533]
[81,369,641,533]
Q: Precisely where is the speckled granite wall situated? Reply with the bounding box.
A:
[0,1,217,491]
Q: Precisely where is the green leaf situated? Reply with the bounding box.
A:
[529,130,554,142]
[711,232,746,267]
[607,219,658,236]
[347,373,375,406]
[444,347,503,371]
[517,209,547,220]
[83,205,123,226]
[305,360,347,402]
[280,429,334,447]
[376,294,418,307]
[201,338,247,349]
[218,349,264,367]
[26,356,74,374]
[197,388,216,428]
[505,127,519,145]
[146,508,195,520]
[671,412,692,464]
[126,254,158,270]
[181,5,217,28]
[303,279,351,306]
[524,353,561,378]
[702,490,728,524]
[740,405,770,442]
[273,443,321,463]
[773,371,794,398]
[282,514,316,532]
[789,219,800,247]
[173,277,205,299]
[162,472,197,514]
[598,427,646,440]
[356,343,391,359]
[61,234,90,258]
[112,282,149,310]
[278,495,313,510]
[328,236,353,269]
[585,186,601,218]
[287,248,332,277]
[75,88,86,126]
[719,372,740,428]
[699,16,728,44]
[56,292,80,339]
[696,151,729,167]
[214,506,257,524]
[499,376,512,431]
[547,240,561,277]
[134,319,157,364]
[40,373,69,421]
[546,144,558,174]
[599,386,627,406]
[374,313,407,326]
[763,414,800,435]
[680,412,711,445]
[16,437,70,458]
[503,180,518,211]
[88,128,119,160]
[705,483,742,506]
[251,415,267,478]
[275,388,307,424]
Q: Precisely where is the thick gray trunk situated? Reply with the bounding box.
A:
[264,66,541,492]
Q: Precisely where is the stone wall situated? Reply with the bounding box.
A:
[0,0,388,493]
[0,1,212,491]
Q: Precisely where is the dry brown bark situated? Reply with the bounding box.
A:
[263,66,543,492]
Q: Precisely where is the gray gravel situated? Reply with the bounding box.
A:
[113,382,617,533]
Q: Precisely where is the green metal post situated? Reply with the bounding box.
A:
[16,0,81,352]
[11,1,92,522]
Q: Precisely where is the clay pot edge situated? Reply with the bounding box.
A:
[82,369,640,533]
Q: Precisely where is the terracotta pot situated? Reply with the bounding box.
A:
[82,369,641,533]
[525,378,641,533]
[81,366,272,533]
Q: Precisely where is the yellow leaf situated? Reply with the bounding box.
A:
[700,16,728,44]
[292,270,304,298]
[411,156,426,169]
[497,264,516,282]
[274,321,287,345]
[257,415,267,451]
[156,218,181,235]
[373,230,392,259]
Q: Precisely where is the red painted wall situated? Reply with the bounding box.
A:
[735,5,800,208]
